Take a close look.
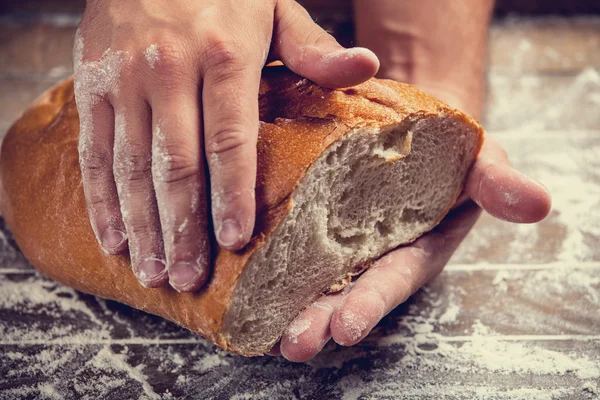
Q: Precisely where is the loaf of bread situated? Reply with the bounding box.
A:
[0,66,483,356]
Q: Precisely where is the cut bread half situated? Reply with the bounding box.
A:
[0,66,483,356]
[224,116,480,354]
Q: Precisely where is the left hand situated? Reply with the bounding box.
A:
[274,136,552,362]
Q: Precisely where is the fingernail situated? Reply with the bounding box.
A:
[136,258,167,287]
[169,262,204,292]
[100,229,127,252]
[340,310,368,344]
[217,219,242,248]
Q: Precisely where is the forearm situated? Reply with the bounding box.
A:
[354,0,495,119]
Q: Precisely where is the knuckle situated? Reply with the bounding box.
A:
[152,39,190,72]
[144,39,197,96]
[276,1,310,34]
[201,33,247,73]
[114,147,152,182]
[303,26,335,49]
[478,160,499,186]
[128,219,150,235]
[86,192,111,208]
[205,126,250,157]
[126,221,156,246]
[152,144,200,185]
[145,39,196,86]
[391,268,414,300]
[171,224,205,254]
[277,1,334,49]
[81,180,114,209]
[73,23,97,59]
[79,147,111,177]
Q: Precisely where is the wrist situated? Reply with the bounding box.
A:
[354,0,494,119]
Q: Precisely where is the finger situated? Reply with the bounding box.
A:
[113,98,167,288]
[151,96,210,292]
[451,189,470,210]
[202,48,261,251]
[331,201,482,346]
[280,283,354,362]
[77,98,128,255]
[273,0,379,88]
[466,137,552,223]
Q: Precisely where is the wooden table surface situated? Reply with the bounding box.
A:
[0,6,599,400]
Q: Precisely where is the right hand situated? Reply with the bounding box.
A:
[73,0,379,292]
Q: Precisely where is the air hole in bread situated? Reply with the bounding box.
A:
[400,207,426,224]
[374,126,412,161]
[331,231,368,247]
[375,220,393,237]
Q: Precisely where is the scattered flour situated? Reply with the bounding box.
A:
[177,218,189,234]
[0,277,109,334]
[375,315,600,381]
[438,293,461,324]
[38,383,62,400]
[2,260,599,398]
[453,63,600,264]
[340,310,368,342]
[320,47,375,65]
[6,351,24,360]
[458,335,599,380]
[507,131,600,263]
[285,317,311,344]
[532,268,600,304]
[503,190,521,207]
[144,44,160,69]
[492,270,511,292]
[582,380,598,394]
[194,353,231,373]
[90,346,160,399]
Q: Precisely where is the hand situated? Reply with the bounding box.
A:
[271,0,547,362]
[73,0,379,291]
[276,136,552,361]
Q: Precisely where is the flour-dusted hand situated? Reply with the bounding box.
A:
[277,137,552,362]
[73,0,379,291]
[270,0,554,361]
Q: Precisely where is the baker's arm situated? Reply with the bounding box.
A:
[355,0,494,119]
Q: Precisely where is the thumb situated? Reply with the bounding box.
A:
[273,0,379,88]
[465,137,552,224]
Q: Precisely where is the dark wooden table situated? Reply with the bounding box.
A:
[0,5,599,400]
